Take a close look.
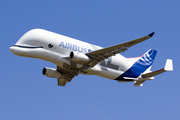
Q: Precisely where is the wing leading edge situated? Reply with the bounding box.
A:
[85,32,155,67]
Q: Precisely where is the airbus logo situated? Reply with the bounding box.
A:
[59,41,93,53]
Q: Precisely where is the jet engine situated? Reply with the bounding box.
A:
[42,67,61,78]
[69,51,90,63]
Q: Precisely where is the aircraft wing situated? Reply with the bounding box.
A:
[56,66,77,86]
[85,32,155,67]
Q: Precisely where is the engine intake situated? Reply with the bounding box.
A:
[70,51,90,63]
[42,67,61,78]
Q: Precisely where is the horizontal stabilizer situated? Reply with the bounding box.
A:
[164,59,173,71]
[141,59,173,78]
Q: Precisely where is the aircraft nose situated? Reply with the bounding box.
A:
[9,46,27,56]
[9,45,31,57]
[9,46,17,54]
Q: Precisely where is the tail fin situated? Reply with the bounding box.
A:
[135,49,157,72]
[116,49,157,80]
[126,49,157,78]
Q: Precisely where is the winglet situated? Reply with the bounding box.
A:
[164,59,173,71]
[148,32,155,37]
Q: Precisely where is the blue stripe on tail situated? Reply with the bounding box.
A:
[115,49,157,80]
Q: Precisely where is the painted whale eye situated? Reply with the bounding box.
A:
[48,44,53,48]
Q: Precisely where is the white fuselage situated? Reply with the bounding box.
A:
[9,29,137,81]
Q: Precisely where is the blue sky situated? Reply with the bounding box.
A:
[1,0,180,120]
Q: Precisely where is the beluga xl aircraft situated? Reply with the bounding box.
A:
[9,29,173,86]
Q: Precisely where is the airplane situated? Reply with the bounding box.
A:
[9,29,173,87]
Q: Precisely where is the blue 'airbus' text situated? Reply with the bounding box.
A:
[59,41,93,53]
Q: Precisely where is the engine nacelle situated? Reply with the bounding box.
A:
[70,51,90,63]
[42,67,61,78]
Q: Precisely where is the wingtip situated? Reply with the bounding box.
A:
[165,59,173,71]
[148,32,155,37]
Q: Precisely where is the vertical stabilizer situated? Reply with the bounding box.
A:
[128,49,157,77]
[136,49,157,70]
[116,49,157,80]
